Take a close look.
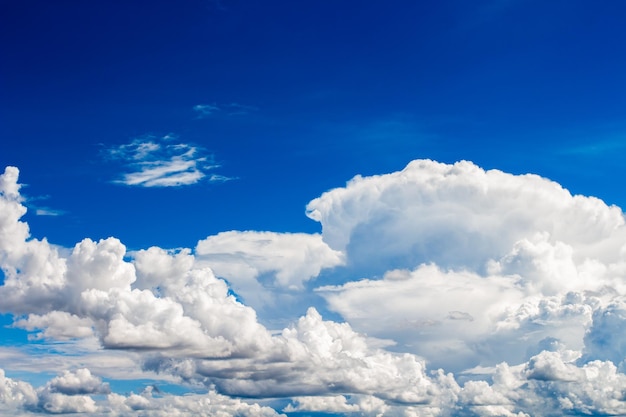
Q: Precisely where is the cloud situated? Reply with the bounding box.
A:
[5,161,626,416]
[193,103,220,118]
[306,159,626,372]
[33,208,64,216]
[106,135,231,187]
[283,394,387,414]
[45,368,110,395]
[0,369,37,411]
[0,368,283,417]
[13,311,95,340]
[0,169,270,358]
[195,231,344,291]
[193,102,258,118]
[306,159,625,274]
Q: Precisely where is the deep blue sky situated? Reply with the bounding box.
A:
[3,0,626,250]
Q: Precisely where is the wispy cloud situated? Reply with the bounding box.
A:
[193,102,258,118]
[16,192,66,217]
[106,135,232,187]
[193,104,220,118]
[560,137,626,156]
[34,207,65,216]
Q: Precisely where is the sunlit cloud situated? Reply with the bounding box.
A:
[2,161,626,416]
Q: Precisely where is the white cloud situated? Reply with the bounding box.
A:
[45,368,110,395]
[0,368,284,417]
[33,208,64,217]
[283,395,357,413]
[0,169,270,358]
[5,161,626,416]
[308,159,626,372]
[193,103,220,118]
[582,300,626,368]
[306,159,626,273]
[0,369,37,411]
[13,311,95,340]
[195,231,344,290]
[193,102,258,118]
[107,135,231,187]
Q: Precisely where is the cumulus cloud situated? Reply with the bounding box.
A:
[4,160,626,416]
[0,368,283,417]
[13,311,95,340]
[195,230,344,291]
[147,306,456,408]
[45,368,109,395]
[106,135,231,187]
[0,167,269,358]
[308,160,626,372]
[306,159,626,273]
[0,369,37,411]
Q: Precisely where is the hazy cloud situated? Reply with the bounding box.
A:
[193,102,258,118]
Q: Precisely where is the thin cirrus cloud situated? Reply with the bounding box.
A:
[4,160,626,416]
[106,135,232,187]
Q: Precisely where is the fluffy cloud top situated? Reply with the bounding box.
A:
[306,159,625,273]
[309,160,626,372]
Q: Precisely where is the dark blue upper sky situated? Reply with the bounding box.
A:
[2,0,626,250]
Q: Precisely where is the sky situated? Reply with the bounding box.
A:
[1,0,626,415]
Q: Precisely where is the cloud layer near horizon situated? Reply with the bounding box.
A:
[2,160,626,416]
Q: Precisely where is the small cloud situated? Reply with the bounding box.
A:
[193,104,220,118]
[193,102,258,118]
[208,174,235,183]
[106,135,234,187]
[161,133,179,141]
[34,208,65,217]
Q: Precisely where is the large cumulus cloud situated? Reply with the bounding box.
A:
[3,160,626,416]
[0,167,272,359]
[306,159,626,273]
[310,160,626,372]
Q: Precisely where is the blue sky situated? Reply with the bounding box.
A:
[2,1,626,416]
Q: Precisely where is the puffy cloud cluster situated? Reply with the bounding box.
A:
[175,307,452,403]
[306,159,626,273]
[3,159,626,416]
[0,167,271,359]
[310,160,626,371]
[0,368,37,412]
[0,368,283,416]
